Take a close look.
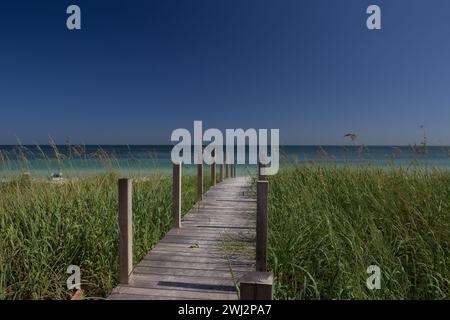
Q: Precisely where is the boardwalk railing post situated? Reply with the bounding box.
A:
[225,163,229,178]
[118,178,133,284]
[258,162,267,181]
[197,163,203,201]
[173,162,182,228]
[220,163,224,182]
[211,148,216,186]
[256,180,268,272]
[239,272,274,300]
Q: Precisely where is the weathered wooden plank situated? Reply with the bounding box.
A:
[180,220,254,226]
[142,254,254,265]
[161,235,252,243]
[131,277,237,293]
[180,223,254,229]
[133,266,246,279]
[114,285,237,300]
[152,243,224,252]
[188,208,255,213]
[138,260,251,272]
[165,230,251,238]
[146,250,254,262]
[131,273,238,286]
[159,238,229,246]
[162,234,236,241]
[146,251,227,260]
[109,293,193,300]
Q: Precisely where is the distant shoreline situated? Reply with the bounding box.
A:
[1,145,450,178]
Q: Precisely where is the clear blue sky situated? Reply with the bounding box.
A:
[1,0,449,145]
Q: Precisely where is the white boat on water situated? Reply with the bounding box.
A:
[50,172,64,181]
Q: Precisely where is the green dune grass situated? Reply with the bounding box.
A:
[1,162,449,300]
[267,165,450,299]
[0,172,212,300]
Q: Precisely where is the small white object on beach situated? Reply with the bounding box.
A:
[51,172,64,181]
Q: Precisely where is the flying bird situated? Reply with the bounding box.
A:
[344,133,358,142]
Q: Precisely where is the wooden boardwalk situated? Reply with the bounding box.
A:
[109,176,256,300]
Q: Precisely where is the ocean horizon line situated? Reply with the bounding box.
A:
[1,144,449,147]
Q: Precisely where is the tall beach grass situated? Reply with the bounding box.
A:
[0,169,213,300]
[267,165,450,299]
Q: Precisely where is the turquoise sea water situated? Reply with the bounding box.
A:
[0,145,449,178]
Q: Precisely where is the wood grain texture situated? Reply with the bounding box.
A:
[118,178,133,284]
[239,272,273,300]
[256,180,268,272]
[211,148,216,186]
[172,163,182,228]
[197,163,203,201]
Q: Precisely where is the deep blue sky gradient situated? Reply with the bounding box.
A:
[1,0,449,145]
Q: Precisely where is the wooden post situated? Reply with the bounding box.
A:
[225,163,229,178]
[197,162,203,201]
[211,149,216,186]
[172,163,182,228]
[219,163,224,182]
[118,178,133,284]
[239,272,273,300]
[258,162,267,181]
[256,180,268,272]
